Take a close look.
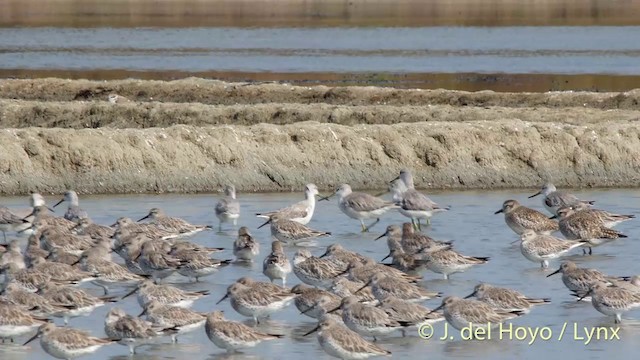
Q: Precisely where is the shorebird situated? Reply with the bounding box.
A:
[260,215,331,246]
[121,279,209,309]
[577,281,640,323]
[495,199,559,235]
[23,323,117,359]
[554,206,627,255]
[303,315,392,359]
[134,240,186,283]
[393,169,450,229]
[215,185,240,231]
[464,283,551,313]
[137,208,211,238]
[0,206,28,243]
[53,190,88,222]
[419,246,489,280]
[519,229,587,268]
[0,282,69,318]
[10,193,47,237]
[1,262,76,293]
[357,273,440,303]
[140,300,207,343]
[383,178,408,204]
[327,296,413,341]
[293,249,345,288]
[374,224,403,250]
[324,184,398,232]
[262,241,292,286]
[0,302,47,343]
[30,256,97,284]
[329,277,377,305]
[546,261,627,298]
[77,254,145,295]
[529,182,594,216]
[570,202,635,228]
[292,284,342,319]
[256,183,320,225]
[1,239,26,269]
[398,222,453,255]
[381,248,429,274]
[429,296,525,332]
[70,217,114,240]
[378,296,445,331]
[205,310,283,352]
[319,243,372,268]
[175,252,231,283]
[341,258,422,284]
[216,281,296,324]
[104,307,176,354]
[38,282,117,325]
[233,226,260,262]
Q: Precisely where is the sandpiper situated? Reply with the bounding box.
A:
[325,184,399,232]
[215,185,241,231]
[205,310,283,352]
[399,222,453,255]
[0,282,69,318]
[261,215,331,246]
[175,253,231,283]
[546,261,626,298]
[430,296,525,332]
[357,273,440,303]
[519,229,587,268]
[419,246,489,280]
[554,206,627,255]
[78,254,145,295]
[38,282,117,325]
[233,226,260,262]
[263,241,292,286]
[216,281,296,324]
[30,256,97,284]
[104,307,176,354]
[137,208,211,238]
[569,202,635,228]
[141,300,206,342]
[0,206,28,243]
[1,239,26,269]
[52,190,88,222]
[329,277,377,305]
[341,258,422,284]
[303,315,392,359]
[529,182,594,216]
[0,302,47,342]
[577,281,640,323]
[256,183,319,225]
[378,296,445,331]
[495,199,559,235]
[393,169,449,229]
[121,279,209,309]
[464,283,551,313]
[319,243,371,268]
[292,284,342,319]
[23,323,117,359]
[293,249,345,288]
[381,248,429,274]
[135,240,185,283]
[70,217,114,240]
[327,296,412,341]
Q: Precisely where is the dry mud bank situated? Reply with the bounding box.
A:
[1,78,640,195]
[1,121,640,195]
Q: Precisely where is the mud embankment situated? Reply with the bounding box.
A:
[0,78,639,195]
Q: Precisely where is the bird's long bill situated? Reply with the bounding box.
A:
[494,209,504,214]
[528,191,541,199]
[317,194,333,202]
[138,308,147,317]
[23,332,39,346]
[463,291,477,299]
[300,306,316,315]
[52,199,65,208]
[132,252,142,262]
[326,306,340,314]
[216,292,230,305]
[334,268,349,278]
[380,253,391,262]
[319,249,330,258]
[354,280,371,294]
[576,289,593,302]
[21,209,35,221]
[137,214,150,222]
[303,325,320,337]
[17,225,34,234]
[390,175,400,183]
[549,215,558,220]
[427,303,444,315]
[121,286,138,300]
[257,218,272,229]
[546,268,562,278]
[374,231,388,241]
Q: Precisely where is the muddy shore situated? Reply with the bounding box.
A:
[1,78,639,195]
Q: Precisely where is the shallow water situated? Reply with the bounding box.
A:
[1,188,639,360]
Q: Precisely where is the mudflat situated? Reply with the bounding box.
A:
[0,78,639,195]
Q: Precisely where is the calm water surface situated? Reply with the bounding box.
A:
[1,188,639,360]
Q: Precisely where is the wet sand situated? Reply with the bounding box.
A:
[0,78,640,195]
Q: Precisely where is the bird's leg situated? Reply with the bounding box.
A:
[589,248,593,256]
[2,231,6,244]
[417,219,423,231]
[363,218,380,232]
[373,336,378,342]
[360,220,367,232]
